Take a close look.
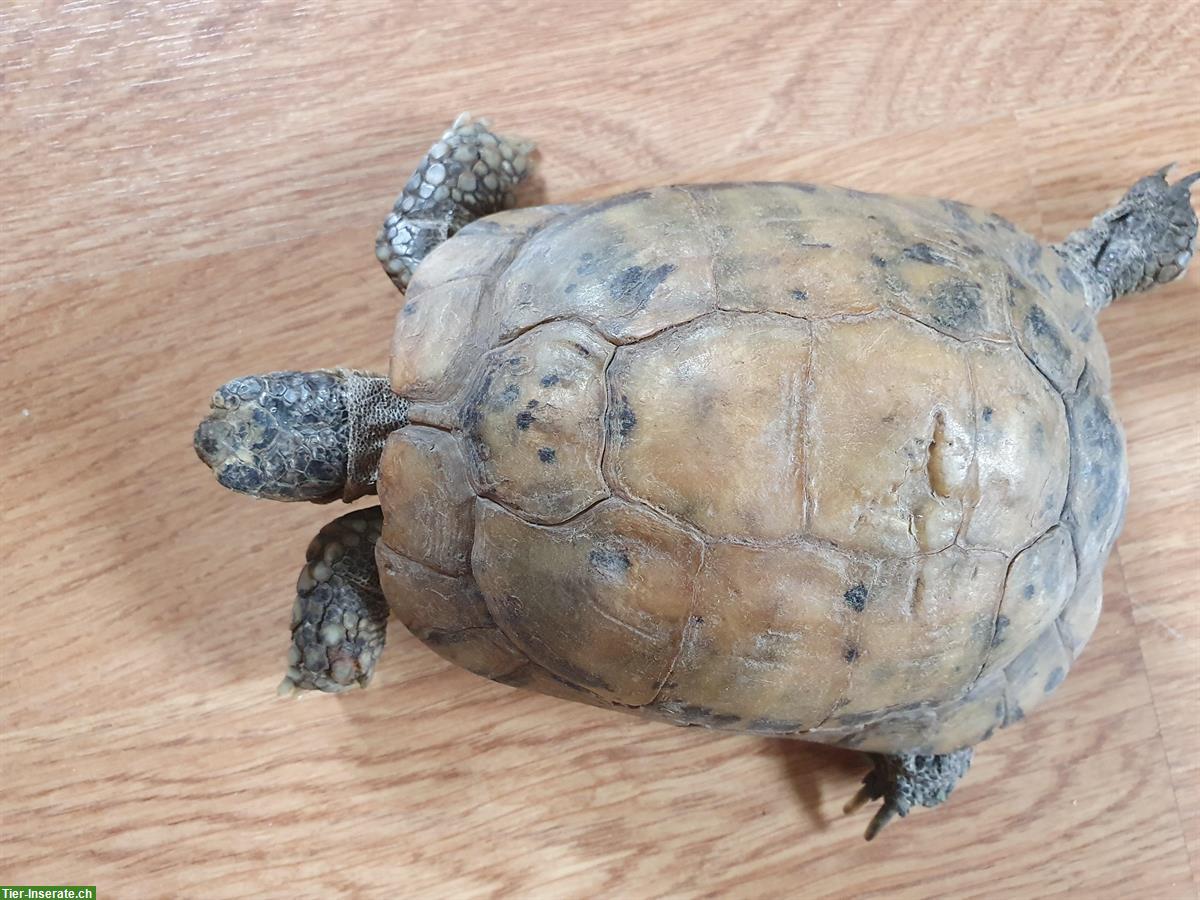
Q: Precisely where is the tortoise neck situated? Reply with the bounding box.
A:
[341,371,409,501]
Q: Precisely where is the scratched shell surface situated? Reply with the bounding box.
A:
[381,184,1127,755]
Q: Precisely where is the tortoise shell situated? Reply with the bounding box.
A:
[376,183,1125,755]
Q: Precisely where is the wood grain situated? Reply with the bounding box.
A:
[2,2,1198,897]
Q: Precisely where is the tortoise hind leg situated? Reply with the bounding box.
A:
[376,113,536,290]
[278,507,390,695]
[1055,166,1198,310]
[844,748,975,840]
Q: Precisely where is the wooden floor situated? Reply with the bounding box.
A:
[3,2,1198,897]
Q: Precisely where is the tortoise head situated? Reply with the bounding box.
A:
[194,371,352,502]
[194,370,409,502]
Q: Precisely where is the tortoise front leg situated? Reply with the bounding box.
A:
[376,113,536,290]
[844,748,975,840]
[279,507,389,695]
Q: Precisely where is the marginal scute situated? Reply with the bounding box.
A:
[405,228,521,296]
[984,526,1077,674]
[832,547,1008,717]
[866,200,1013,341]
[377,427,475,575]
[1008,273,1086,393]
[605,311,812,540]
[472,497,703,706]
[496,663,613,710]
[806,316,973,556]
[686,183,892,319]
[965,343,1070,553]
[467,204,576,235]
[1057,571,1104,658]
[491,187,715,343]
[819,670,1007,755]
[652,542,868,731]
[390,276,493,402]
[1064,365,1129,576]
[376,543,526,680]
[459,321,612,524]
[1003,623,1072,726]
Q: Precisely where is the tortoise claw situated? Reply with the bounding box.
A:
[844,749,974,841]
[864,803,900,842]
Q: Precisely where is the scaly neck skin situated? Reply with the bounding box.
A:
[341,370,409,501]
[1053,167,1198,312]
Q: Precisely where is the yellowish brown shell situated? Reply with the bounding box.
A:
[378,184,1126,755]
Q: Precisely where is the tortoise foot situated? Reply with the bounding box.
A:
[843,748,974,840]
[376,113,536,290]
[278,507,389,695]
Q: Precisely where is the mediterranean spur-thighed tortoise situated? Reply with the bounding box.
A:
[194,114,1198,839]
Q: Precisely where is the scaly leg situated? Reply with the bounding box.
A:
[1055,166,1198,311]
[843,748,974,840]
[376,113,536,290]
[279,506,389,694]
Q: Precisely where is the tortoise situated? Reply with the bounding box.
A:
[194,114,1198,839]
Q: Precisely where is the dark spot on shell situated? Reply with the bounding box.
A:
[691,615,705,625]
[746,719,805,735]
[564,282,577,295]
[989,214,1018,233]
[421,628,486,647]
[589,547,631,575]
[537,447,556,463]
[1018,305,1075,390]
[791,234,832,249]
[506,356,524,367]
[930,279,984,331]
[939,198,976,229]
[871,255,888,268]
[991,615,1010,647]
[844,583,868,612]
[459,372,493,435]
[402,301,419,316]
[540,374,560,387]
[792,183,819,194]
[515,410,535,430]
[609,263,676,312]
[981,406,994,422]
[614,394,637,437]
[981,726,996,741]
[790,288,808,301]
[571,342,591,357]
[904,243,953,265]
[655,701,742,729]
[843,645,860,663]
[526,399,539,409]
[1007,700,1025,724]
[1044,666,1066,693]
[1028,305,1059,337]
[1057,265,1081,293]
[576,251,598,276]
[1072,379,1125,531]
[1031,421,1047,452]
[499,384,520,406]
[1023,583,1036,600]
